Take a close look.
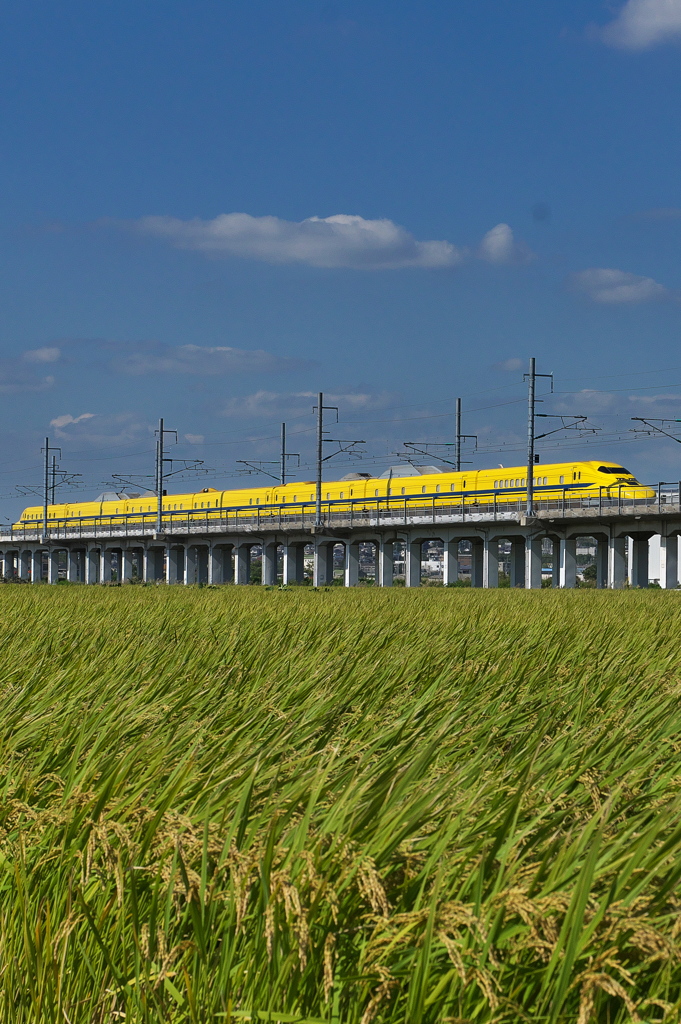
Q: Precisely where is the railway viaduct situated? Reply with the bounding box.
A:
[1,492,680,588]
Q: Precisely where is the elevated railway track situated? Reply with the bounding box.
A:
[2,486,681,589]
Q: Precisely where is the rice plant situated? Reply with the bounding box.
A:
[1,586,681,1022]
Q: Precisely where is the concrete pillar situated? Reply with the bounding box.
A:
[143,547,163,583]
[31,549,43,583]
[596,537,609,589]
[483,537,499,588]
[344,541,360,587]
[261,542,277,585]
[443,539,460,586]
[19,551,31,581]
[120,548,133,584]
[559,537,576,589]
[235,544,251,585]
[609,536,627,589]
[550,540,560,589]
[223,546,235,584]
[377,539,394,587]
[184,545,197,585]
[100,548,113,583]
[283,544,305,585]
[630,537,649,588]
[3,552,13,579]
[195,547,209,584]
[471,540,484,588]
[206,545,233,584]
[85,548,98,584]
[313,542,334,587]
[405,538,421,587]
[510,539,525,588]
[208,546,221,584]
[659,534,679,590]
[48,549,60,585]
[526,536,543,589]
[167,546,182,584]
[67,549,80,583]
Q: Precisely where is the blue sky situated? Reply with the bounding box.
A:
[2,0,681,517]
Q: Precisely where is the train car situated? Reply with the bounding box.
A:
[12,460,655,532]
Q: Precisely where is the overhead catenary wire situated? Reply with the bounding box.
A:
[6,360,681,514]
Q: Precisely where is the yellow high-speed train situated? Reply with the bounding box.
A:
[12,459,654,532]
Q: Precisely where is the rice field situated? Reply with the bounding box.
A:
[2,586,681,1023]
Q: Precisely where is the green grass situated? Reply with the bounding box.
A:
[2,586,681,1023]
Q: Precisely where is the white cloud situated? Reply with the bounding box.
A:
[0,364,55,393]
[0,346,62,392]
[493,357,523,372]
[555,389,618,414]
[569,267,668,303]
[629,393,681,404]
[130,212,463,270]
[597,0,681,49]
[50,413,95,429]
[112,342,308,375]
[221,390,390,418]
[49,412,147,445]
[478,223,535,265]
[23,346,61,363]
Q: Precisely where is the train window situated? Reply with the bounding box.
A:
[494,480,498,488]
[521,478,526,486]
[256,498,259,504]
[450,483,455,491]
[340,492,344,499]
[249,498,252,505]
[436,484,440,492]
[292,494,297,501]
[463,480,466,488]
[505,479,509,488]
[180,504,183,510]
[543,477,547,485]
[422,485,426,494]
[598,466,631,475]
[577,472,581,480]
[201,502,204,508]
[560,476,564,484]
[350,490,353,496]
[401,487,405,495]
[326,492,330,499]
[375,489,379,496]
[573,472,576,481]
